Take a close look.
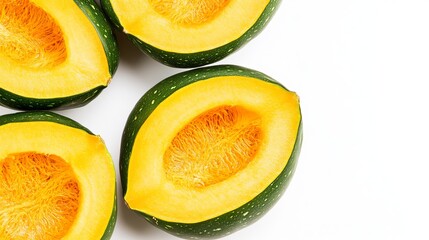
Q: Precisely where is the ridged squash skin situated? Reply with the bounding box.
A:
[0,111,117,239]
[120,65,302,239]
[100,0,282,68]
[0,0,119,110]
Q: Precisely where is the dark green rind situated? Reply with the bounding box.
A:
[0,86,105,110]
[0,111,118,239]
[99,0,123,30]
[101,0,281,68]
[73,0,119,76]
[101,186,118,240]
[120,65,301,238]
[0,111,93,134]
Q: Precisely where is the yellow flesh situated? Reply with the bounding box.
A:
[0,152,79,240]
[164,105,262,188]
[125,76,301,223]
[0,121,115,239]
[110,0,270,52]
[0,0,110,98]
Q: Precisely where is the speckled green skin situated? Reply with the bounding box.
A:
[74,0,119,76]
[0,111,118,239]
[0,86,105,110]
[101,190,117,240]
[0,1,119,110]
[120,65,302,239]
[101,0,282,68]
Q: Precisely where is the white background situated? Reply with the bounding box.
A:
[2,0,429,239]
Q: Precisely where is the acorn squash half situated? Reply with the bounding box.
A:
[101,0,281,67]
[121,65,302,238]
[0,111,117,239]
[0,0,119,110]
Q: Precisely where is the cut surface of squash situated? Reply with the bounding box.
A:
[121,66,302,238]
[0,0,118,109]
[101,0,280,67]
[125,75,300,223]
[121,66,302,239]
[106,0,268,53]
[0,112,117,239]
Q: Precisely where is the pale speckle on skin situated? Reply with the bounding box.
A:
[152,216,159,225]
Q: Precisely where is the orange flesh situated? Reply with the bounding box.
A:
[164,106,262,188]
[0,0,67,69]
[0,152,80,240]
[148,0,231,25]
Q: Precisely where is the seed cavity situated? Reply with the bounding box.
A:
[149,0,231,25]
[164,106,262,188]
[0,0,67,69]
[0,152,80,239]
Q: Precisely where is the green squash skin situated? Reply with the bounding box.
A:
[120,65,302,239]
[0,1,118,110]
[100,0,122,31]
[101,188,118,240]
[74,0,119,76]
[0,111,93,133]
[0,86,105,110]
[101,0,282,68]
[0,111,118,239]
